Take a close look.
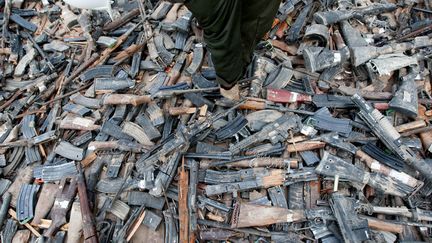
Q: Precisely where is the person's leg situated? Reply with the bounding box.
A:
[185,0,244,89]
[240,0,281,65]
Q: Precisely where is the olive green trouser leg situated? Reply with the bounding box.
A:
[240,1,281,66]
[185,0,280,88]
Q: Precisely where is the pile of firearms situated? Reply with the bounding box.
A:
[0,0,431,242]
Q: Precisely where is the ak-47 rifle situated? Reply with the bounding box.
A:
[314,132,423,190]
[239,98,315,116]
[314,3,397,25]
[229,114,301,154]
[356,204,432,222]
[352,94,432,182]
[316,152,417,197]
[350,36,431,66]
[135,101,245,174]
[330,193,371,243]
[231,202,334,228]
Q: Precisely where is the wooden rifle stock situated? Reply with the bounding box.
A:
[239,100,266,110]
[169,107,198,116]
[395,120,427,133]
[231,203,305,228]
[286,141,326,153]
[102,94,152,106]
[76,165,98,243]
[360,216,403,234]
[266,88,312,103]
[179,160,189,243]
